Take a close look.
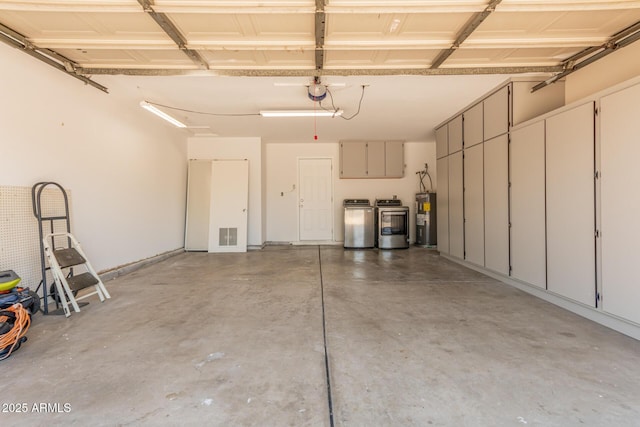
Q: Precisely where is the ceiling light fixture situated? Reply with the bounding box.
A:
[140,101,187,128]
[260,110,343,118]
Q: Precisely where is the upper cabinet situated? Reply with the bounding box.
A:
[448,115,463,154]
[340,140,404,178]
[367,141,386,178]
[435,124,448,159]
[435,114,463,159]
[483,85,510,140]
[385,141,405,178]
[436,78,565,154]
[340,141,367,178]
[463,102,483,148]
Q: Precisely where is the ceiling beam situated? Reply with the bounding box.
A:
[76,65,561,77]
[315,0,326,71]
[137,0,209,70]
[532,20,640,92]
[430,0,503,69]
[0,21,108,93]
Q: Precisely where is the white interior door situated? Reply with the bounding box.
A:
[299,158,333,241]
[208,159,249,253]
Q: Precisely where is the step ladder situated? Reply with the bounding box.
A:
[43,232,111,317]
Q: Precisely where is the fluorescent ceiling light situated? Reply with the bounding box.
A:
[140,101,186,128]
[260,110,343,118]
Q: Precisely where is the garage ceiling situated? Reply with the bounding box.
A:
[1,0,640,140]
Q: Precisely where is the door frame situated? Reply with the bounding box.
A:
[297,157,334,242]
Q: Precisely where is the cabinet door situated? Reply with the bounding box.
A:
[449,151,464,259]
[385,141,404,177]
[367,141,385,177]
[510,121,546,289]
[464,143,484,266]
[600,82,640,324]
[448,115,463,154]
[464,102,483,148]
[436,125,448,159]
[340,142,366,178]
[483,134,509,275]
[437,157,449,254]
[546,102,596,307]
[484,85,510,140]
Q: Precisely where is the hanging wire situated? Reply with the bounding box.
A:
[145,83,366,120]
[319,85,367,120]
[145,101,260,117]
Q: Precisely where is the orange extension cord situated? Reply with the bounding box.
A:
[0,303,31,361]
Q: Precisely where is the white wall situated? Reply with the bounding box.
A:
[265,140,436,243]
[565,41,640,104]
[187,137,263,247]
[0,43,188,273]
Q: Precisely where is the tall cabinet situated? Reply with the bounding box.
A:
[599,81,640,325]
[435,78,565,271]
[435,74,640,336]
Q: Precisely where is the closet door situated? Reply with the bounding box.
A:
[463,103,483,148]
[464,143,484,266]
[436,125,448,159]
[448,115,463,154]
[436,157,449,254]
[185,160,212,251]
[510,121,546,289]
[484,135,509,275]
[448,151,464,259]
[546,102,596,306]
[484,85,510,140]
[600,82,640,324]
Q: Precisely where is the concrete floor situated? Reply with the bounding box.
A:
[1,246,639,426]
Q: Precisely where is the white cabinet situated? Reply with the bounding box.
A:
[385,141,404,178]
[483,134,509,275]
[436,156,449,254]
[448,115,463,154]
[510,121,546,289]
[436,125,448,159]
[340,141,404,178]
[340,141,367,177]
[600,82,640,324]
[448,151,464,259]
[463,143,484,266]
[463,102,483,148]
[435,77,564,275]
[367,141,386,178]
[545,102,596,307]
[484,85,510,140]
